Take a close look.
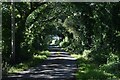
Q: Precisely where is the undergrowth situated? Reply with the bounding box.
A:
[7,50,50,74]
[71,50,120,80]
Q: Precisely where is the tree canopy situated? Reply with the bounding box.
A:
[2,2,120,78]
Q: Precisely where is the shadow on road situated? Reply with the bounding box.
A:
[2,45,77,80]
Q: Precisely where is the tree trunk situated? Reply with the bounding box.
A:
[11,1,15,64]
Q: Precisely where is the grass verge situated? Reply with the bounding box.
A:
[8,50,50,73]
[71,53,120,80]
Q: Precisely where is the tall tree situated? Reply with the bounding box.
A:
[11,2,15,64]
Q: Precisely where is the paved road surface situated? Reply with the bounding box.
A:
[2,45,77,80]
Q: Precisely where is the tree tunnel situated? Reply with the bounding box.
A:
[24,2,80,53]
[2,2,120,66]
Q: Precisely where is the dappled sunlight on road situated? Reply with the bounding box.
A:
[3,45,77,80]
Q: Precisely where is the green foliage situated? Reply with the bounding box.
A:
[76,58,107,80]
[75,57,119,80]
[100,63,120,79]
[60,41,70,48]
[2,2,120,79]
[2,3,11,63]
[8,50,50,73]
[34,50,50,56]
